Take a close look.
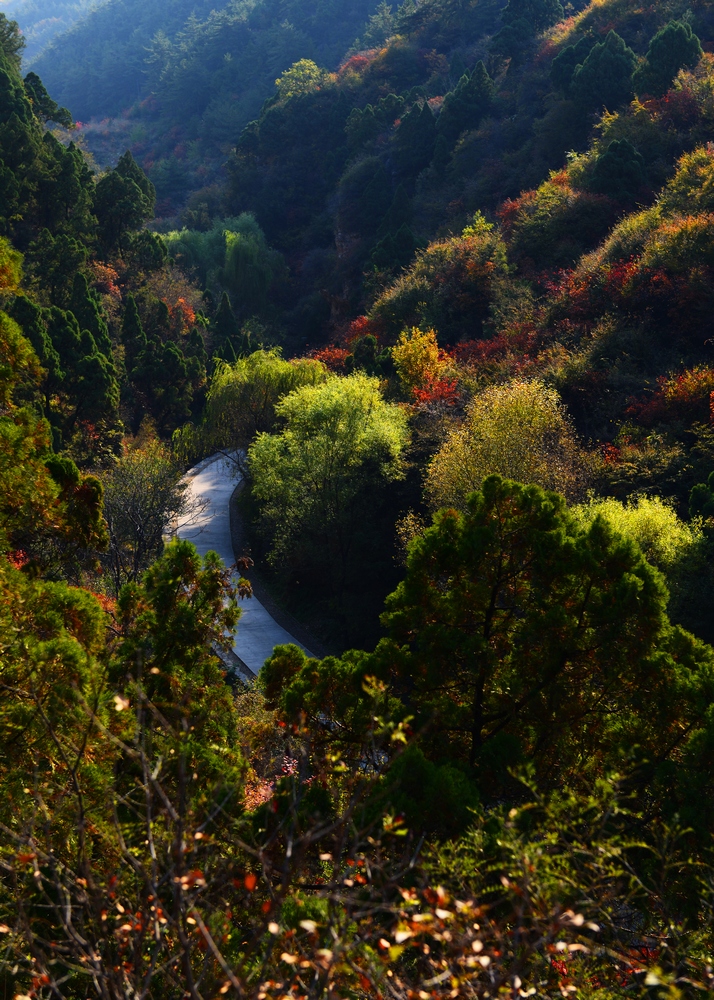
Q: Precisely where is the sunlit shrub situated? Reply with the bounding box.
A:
[572,493,701,572]
[425,379,589,509]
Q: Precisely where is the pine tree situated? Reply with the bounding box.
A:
[437,61,493,147]
[212,291,240,355]
[634,20,702,98]
[121,293,147,373]
[571,31,637,110]
[393,100,436,177]
[70,273,111,357]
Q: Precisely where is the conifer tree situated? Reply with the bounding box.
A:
[571,30,637,110]
[121,293,147,372]
[393,100,436,177]
[212,291,240,356]
[634,20,702,97]
[70,272,111,357]
[437,62,493,146]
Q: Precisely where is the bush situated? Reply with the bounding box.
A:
[370,213,508,344]
[248,373,409,583]
[426,379,589,509]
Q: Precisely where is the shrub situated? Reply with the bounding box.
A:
[370,213,508,343]
[425,379,589,509]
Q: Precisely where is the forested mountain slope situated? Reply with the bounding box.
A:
[6,1,714,994]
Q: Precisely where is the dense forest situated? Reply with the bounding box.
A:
[6,0,714,993]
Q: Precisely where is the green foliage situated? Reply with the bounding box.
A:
[634,20,703,98]
[22,72,72,128]
[248,373,409,579]
[164,213,283,314]
[550,34,594,92]
[94,151,155,251]
[393,99,436,177]
[174,347,327,461]
[426,379,588,508]
[274,59,329,102]
[0,14,24,71]
[379,475,692,776]
[371,213,508,343]
[101,439,192,592]
[501,0,563,33]
[437,61,493,146]
[573,493,700,571]
[571,30,637,111]
[589,137,645,198]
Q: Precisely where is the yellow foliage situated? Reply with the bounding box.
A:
[426,379,588,510]
[0,237,22,293]
[572,494,701,570]
[391,327,447,392]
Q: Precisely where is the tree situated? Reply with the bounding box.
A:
[23,71,72,128]
[121,292,147,372]
[174,348,326,462]
[426,380,588,509]
[589,138,645,198]
[26,228,88,304]
[571,30,637,111]
[392,326,448,393]
[437,61,493,147]
[212,290,241,355]
[634,20,702,98]
[377,476,697,776]
[393,100,436,177]
[69,272,111,356]
[501,0,563,32]
[371,212,509,343]
[550,35,594,92]
[100,438,196,593]
[94,152,155,250]
[0,13,24,71]
[247,373,409,583]
[274,59,329,102]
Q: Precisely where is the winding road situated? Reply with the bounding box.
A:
[175,452,314,681]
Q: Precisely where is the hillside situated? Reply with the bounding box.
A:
[1,0,100,60]
[5,0,714,994]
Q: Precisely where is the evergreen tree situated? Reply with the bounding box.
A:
[550,35,594,92]
[379,183,413,236]
[393,100,437,177]
[571,30,637,110]
[501,0,563,32]
[23,72,72,128]
[0,13,24,71]
[70,273,111,357]
[94,152,155,250]
[589,138,645,198]
[9,293,63,412]
[437,61,493,146]
[634,20,703,98]
[121,293,147,372]
[212,291,241,355]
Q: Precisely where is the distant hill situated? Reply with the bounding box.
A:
[2,0,101,62]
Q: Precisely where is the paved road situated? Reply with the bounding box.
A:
[175,452,314,678]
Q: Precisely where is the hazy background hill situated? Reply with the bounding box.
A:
[2,0,100,61]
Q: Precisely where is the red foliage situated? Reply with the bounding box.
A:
[344,315,375,345]
[338,53,374,77]
[310,345,350,372]
[641,87,700,129]
[626,367,714,427]
[7,549,29,569]
[412,374,459,407]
